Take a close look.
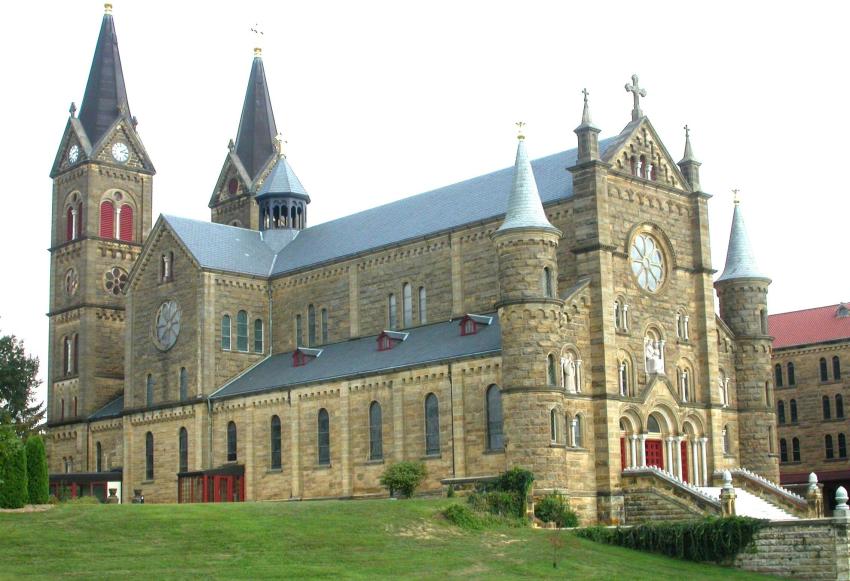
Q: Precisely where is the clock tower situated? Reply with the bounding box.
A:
[47,4,154,445]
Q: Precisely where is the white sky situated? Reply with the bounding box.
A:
[0,0,847,407]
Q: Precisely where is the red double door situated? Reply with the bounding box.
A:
[645,439,664,469]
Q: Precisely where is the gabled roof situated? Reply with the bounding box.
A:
[78,10,131,146]
[88,395,124,421]
[234,56,278,181]
[769,304,850,349]
[716,201,768,283]
[212,315,501,400]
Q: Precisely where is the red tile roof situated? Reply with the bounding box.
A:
[769,304,850,349]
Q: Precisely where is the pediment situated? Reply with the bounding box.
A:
[90,115,156,174]
[639,372,681,404]
[127,216,200,294]
[602,118,688,191]
[208,151,253,208]
[50,118,93,178]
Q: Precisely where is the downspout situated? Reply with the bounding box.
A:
[448,364,456,478]
[207,397,214,470]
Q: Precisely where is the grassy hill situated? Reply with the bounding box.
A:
[0,498,777,580]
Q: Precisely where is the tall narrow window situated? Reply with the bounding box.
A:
[227,421,237,462]
[253,319,264,353]
[838,394,845,419]
[834,356,842,380]
[821,358,829,382]
[486,385,504,451]
[63,336,71,375]
[547,354,557,386]
[99,200,114,239]
[221,315,232,350]
[270,415,282,469]
[118,204,133,242]
[73,334,78,374]
[425,393,439,456]
[774,364,783,388]
[308,305,316,347]
[295,314,303,347]
[146,374,154,407]
[550,409,558,443]
[179,367,188,401]
[418,287,427,324]
[402,283,413,328]
[236,310,249,352]
[823,395,832,420]
[777,401,786,424]
[787,362,795,385]
[790,399,798,423]
[66,206,75,241]
[179,427,188,473]
[388,294,397,330]
[760,309,768,334]
[318,408,330,466]
[792,437,801,462]
[145,432,154,480]
[614,300,623,330]
[619,360,630,396]
[723,426,731,454]
[779,439,788,463]
[826,435,835,459]
[840,434,848,459]
[369,401,383,461]
[573,415,583,448]
[543,267,554,298]
[96,442,103,472]
[321,309,328,344]
[73,396,77,417]
[60,398,64,421]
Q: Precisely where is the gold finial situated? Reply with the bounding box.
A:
[274,134,287,158]
[251,23,264,57]
[515,121,526,140]
[104,3,113,14]
[732,189,740,205]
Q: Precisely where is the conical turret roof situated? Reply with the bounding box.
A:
[496,134,558,233]
[257,154,309,201]
[717,200,769,282]
[234,54,278,181]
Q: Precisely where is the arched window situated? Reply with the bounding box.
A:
[402,283,413,328]
[321,309,328,344]
[678,367,691,402]
[418,287,427,324]
[118,204,133,242]
[221,315,232,350]
[63,336,72,376]
[790,399,798,423]
[619,359,631,397]
[236,310,249,352]
[179,427,188,473]
[146,374,154,407]
[145,432,154,480]
[838,394,845,419]
[543,267,554,298]
[823,395,832,420]
[253,319,264,353]
[388,294,397,330]
[550,408,558,443]
[630,155,637,176]
[60,398,65,421]
[547,354,557,386]
[840,434,848,459]
[777,400,786,424]
[308,305,316,347]
[834,356,842,380]
[639,154,647,178]
[614,300,623,331]
[99,200,114,238]
[826,435,834,459]
[295,314,303,347]
[369,401,383,461]
[774,364,783,388]
[647,415,661,433]
[486,385,504,451]
[573,415,583,448]
[792,437,801,462]
[722,425,731,455]
[270,415,282,469]
[73,396,77,417]
[96,442,103,472]
[425,393,439,456]
[73,334,78,374]
[317,408,330,465]
[227,421,237,462]
[820,358,829,382]
[787,362,795,385]
[179,367,188,401]
[779,438,788,463]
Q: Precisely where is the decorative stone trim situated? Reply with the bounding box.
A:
[716,468,806,505]
[623,466,721,507]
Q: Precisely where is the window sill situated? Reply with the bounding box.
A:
[365,459,385,465]
[421,454,442,461]
[677,339,691,346]
[615,329,630,336]
[823,417,846,423]
[483,448,505,455]
[142,480,155,485]
[567,446,588,453]
[549,443,567,449]
[315,464,332,470]
[825,457,848,463]
[723,454,736,459]
[780,460,802,465]
[266,468,282,474]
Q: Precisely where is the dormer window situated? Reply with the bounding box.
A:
[376,330,408,351]
[459,314,493,336]
[293,347,322,367]
[838,304,849,319]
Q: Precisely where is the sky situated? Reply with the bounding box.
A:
[0,0,846,407]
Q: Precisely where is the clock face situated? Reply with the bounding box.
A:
[68,145,80,164]
[154,300,181,351]
[111,142,130,163]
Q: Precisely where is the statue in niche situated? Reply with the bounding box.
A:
[562,353,581,393]
[644,337,665,375]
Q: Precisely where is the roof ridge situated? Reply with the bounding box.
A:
[769,303,844,317]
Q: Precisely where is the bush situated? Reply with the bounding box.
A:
[25,436,48,505]
[494,467,535,499]
[468,490,524,518]
[47,495,60,505]
[380,461,426,498]
[442,503,524,530]
[575,516,766,563]
[66,496,101,505]
[534,493,578,528]
[0,426,28,508]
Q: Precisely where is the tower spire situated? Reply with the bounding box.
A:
[497,124,558,233]
[575,88,601,163]
[717,194,769,282]
[677,124,701,190]
[78,4,131,145]
[234,44,278,182]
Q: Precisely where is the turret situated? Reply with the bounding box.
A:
[677,125,701,191]
[575,89,601,164]
[257,137,310,230]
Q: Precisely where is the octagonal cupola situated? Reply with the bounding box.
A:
[257,137,310,231]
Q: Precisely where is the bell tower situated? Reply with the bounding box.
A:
[47,4,155,436]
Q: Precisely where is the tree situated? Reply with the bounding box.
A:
[25,435,48,504]
[380,462,427,498]
[0,330,44,438]
[0,424,28,508]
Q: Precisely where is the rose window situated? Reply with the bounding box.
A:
[104,267,129,295]
[154,300,181,351]
[65,268,79,296]
[630,233,664,292]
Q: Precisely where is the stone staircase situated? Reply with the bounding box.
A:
[697,486,797,520]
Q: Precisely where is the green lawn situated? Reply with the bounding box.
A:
[0,499,777,580]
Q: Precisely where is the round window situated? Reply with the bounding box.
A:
[104,266,129,295]
[630,233,665,292]
[154,300,181,351]
[65,268,79,297]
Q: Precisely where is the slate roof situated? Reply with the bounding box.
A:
[257,155,309,200]
[212,315,501,400]
[78,11,130,146]
[235,56,278,181]
[496,137,558,233]
[88,395,124,421]
[769,304,850,349]
[717,201,769,282]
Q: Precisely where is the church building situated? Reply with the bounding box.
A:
[45,5,780,523]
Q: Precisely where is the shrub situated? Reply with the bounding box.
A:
[443,504,485,530]
[468,490,524,518]
[47,495,60,505]
[494,467,535,499]
[575,516,766,563]
[66,496,101,505]
[446,484,455,498]
[25,436,49,505]
[534,493,578,528]
[380,461,426,498]
[0,426,28,508]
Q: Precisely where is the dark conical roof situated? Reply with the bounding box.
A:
[257,155,309,200]
[78,10,130,145]
[235,55,278,181]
